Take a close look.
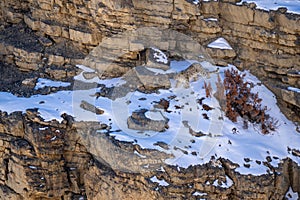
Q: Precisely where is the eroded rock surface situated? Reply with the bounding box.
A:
[0,0,300,199]
[0,111,299,199]
[127,109,169,132]
[0,0,299,120]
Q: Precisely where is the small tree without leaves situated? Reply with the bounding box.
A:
[223,69,278,134]
[204,81,212,98]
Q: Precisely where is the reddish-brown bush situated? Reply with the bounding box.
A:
[204,81,212,98]
[223,69,278,134]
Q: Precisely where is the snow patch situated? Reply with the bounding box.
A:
[35,78,71,90]
[208,38,233,50]
[238,0,300,14]
[0,91,72,121]
[150,176,170,186]
[212,176,233,188]
[134,150,147,158]
[145,110,166,121]
[288,86,300,93]
[193,191,207,196]
[285,187,299,200]
[151,47,168,64]
[203,18,218,22]
[192,0,199,4]
[76,64,95,73]
[50,136,57,141]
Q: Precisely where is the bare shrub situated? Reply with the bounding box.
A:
[223,69,278,134]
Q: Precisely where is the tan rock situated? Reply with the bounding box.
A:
[190,19,222,34]
[45,68,67,80]
[47,54,65,65]
[252,9,275,29]
[134,66,171,90]
[201,1,220,15]
[0,185,23,200]
[281,88,300,108]
[4,9,23,24]
[220,3,254,25]
[24,15,40,31]
[276,13,300,34]
[69,28,100,45]
[40,21,62,37]
[206,47,236,60]
[15,61,39,71]
[0,42,9,55]
[22,78,37,87]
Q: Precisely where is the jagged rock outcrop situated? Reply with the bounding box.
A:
[0,111,299,199]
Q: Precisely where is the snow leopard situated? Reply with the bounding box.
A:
[175,63,219,88]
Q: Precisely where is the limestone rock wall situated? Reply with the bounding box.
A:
[0,111,299,199]
[0,1,300,197]
[0,0,299,119]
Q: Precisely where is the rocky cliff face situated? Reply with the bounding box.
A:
[0,0,299,120]
[0,0,300,199]
[0,110,299,199]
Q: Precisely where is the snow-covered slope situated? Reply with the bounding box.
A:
[0,59,299,175]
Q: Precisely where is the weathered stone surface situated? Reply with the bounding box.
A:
[220,3,254,25]
[0,111,24,137]
[0,107,298,199]
[190,18,222,34]
[0,0,300,198]
[79,100,104,115]
[134,66,171,90]
[69,28,101,45]
[127,109,169,132]
[21,78,37,87]
[280,88,300,108]
[206,47,236,60]
[276,13,300,34]
[40,20,62,37]
[251,9,275,29]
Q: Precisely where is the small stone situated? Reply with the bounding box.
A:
[266,156,272,162]
[154,98,170,111]
[22,78,37,87]
[80,100,104,115]
[202,104,213,111]
[127,109,169,132]
[291,149,300,157]
[100,124,108,129]
[153,141,169,150]
[244,163,250,168]
[256,160,262,165]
